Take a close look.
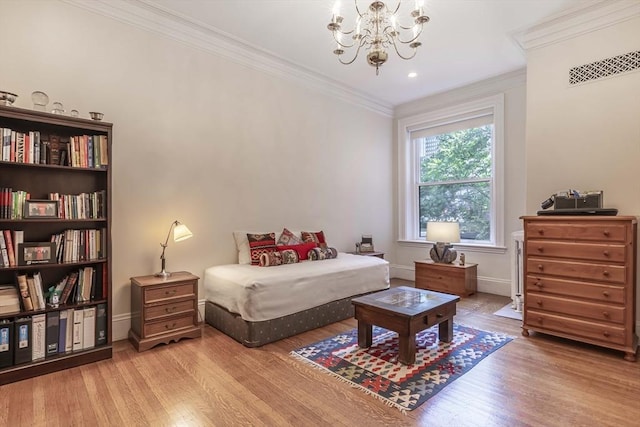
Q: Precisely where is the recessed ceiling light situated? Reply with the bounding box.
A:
[408,72,418,78]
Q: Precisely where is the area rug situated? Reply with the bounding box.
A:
[493,303,523,321]
[290,323,513,413]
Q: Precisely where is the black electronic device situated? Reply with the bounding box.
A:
[537,208,618,216]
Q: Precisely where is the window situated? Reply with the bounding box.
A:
[398,94,504,247]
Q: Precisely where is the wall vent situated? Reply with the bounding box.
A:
[569,50,640,85]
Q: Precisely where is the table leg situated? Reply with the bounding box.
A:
[398,334,416,365]
[439,317,453,342]
[358,321,372,348]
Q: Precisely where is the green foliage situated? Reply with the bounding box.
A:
[418,126,492,241]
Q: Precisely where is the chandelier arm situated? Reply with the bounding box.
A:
[396,26,424,44]
[337,36,368,65]
[390,37,419,60]
[332,31,357,49]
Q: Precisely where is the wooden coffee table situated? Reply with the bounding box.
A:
[352,286,460,365]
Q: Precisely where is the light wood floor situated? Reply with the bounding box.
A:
[1,280,639,427]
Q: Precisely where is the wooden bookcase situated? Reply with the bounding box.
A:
[0,105,112,385]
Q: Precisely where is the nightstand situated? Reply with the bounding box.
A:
[129,271,201,352]
[346,251,385,259]
[414,260,477,297]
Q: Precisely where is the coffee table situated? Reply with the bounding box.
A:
[351,286,460,365]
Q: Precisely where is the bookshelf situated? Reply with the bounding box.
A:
[0,104,112,385]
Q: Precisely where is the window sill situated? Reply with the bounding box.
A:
[397,240,507,255]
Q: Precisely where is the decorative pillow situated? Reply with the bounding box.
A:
[259,251,283,267]
[278,242,317,260]
[307,246,338,261]
[246,232,277,266]
[276,228,303,246]
[301,230,327,249]
[280,249,299,264]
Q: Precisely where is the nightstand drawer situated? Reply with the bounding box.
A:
[144,282,195,304]
[145,300,196,322]
[144,314,196,338]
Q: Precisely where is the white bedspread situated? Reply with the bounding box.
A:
[204,253,389,322]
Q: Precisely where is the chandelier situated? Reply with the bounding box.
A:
[327,1,430,75]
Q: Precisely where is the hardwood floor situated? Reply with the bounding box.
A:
[1,280,639,427]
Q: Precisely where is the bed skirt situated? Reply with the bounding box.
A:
[205,292,373,347]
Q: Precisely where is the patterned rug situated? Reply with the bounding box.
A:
[290,323,513,412]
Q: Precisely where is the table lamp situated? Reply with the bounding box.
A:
[426,221,460,264]
[155,220,193,277]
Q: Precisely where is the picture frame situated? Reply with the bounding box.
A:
[17,242,56,266]
[23,199,58,219]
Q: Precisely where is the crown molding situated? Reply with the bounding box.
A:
[61,0,393,117]
[513,0,640,52]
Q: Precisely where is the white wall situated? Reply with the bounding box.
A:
[393,71,528,297]
[0,1,394,340]
[524,16,640,326]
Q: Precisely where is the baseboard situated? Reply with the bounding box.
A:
[112,299,207,342]
[390,263,510,297]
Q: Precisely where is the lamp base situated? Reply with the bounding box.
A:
[429,242,457,264]
[154,270,172,278]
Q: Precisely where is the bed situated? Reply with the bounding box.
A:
[204,253,389,347]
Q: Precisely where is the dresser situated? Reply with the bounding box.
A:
[129,271,201,352]
[414,260,477,297]
[521,216,638,361]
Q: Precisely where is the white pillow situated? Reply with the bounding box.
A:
[233,230,301,264]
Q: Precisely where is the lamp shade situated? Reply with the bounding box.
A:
[426,221,460,243]
[173,224,193,242]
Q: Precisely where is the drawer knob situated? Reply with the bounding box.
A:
[602,291,610,297]
[603,270,610,277]
[165,289,177,296]
[536,300,542,306]
[603,331,610,337]
[436,313,443,318]
[165,306,177,313]
[537,229,544,235]
[165,322,177,330]
[537,264,543,271]
[603,250,610,257]
[535,281,543,287]
[602,311,610,318]
[537,247,544,252]
[603,230,610,237]
[537,317,543,323]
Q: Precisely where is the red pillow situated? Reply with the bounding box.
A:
[301,231,327,249]
[279,242,317,260]
[247,232,277,266]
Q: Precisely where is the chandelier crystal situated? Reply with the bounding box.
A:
[328,1,430,75]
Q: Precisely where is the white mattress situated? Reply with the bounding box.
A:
[204,253,389,322]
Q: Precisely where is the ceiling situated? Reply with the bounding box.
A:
[119,0,589,107]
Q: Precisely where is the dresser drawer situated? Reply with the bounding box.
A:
[527,258,625,284]
[143,313,196,338]
[525,309,626,346]
[145,300,196,322]
[144,282,195,304]
[526,276,624,304]
[525,222,627,242]
[526,240,626,263]
[526,292,625,324]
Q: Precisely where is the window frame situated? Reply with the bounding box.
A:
[397,93,505,250]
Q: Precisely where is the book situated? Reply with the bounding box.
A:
[60,271,79,305]
[31,313,46,361]
[72,309,84,351]
[32,272,46,309]
[13,316,32,364]
[0,231,9,267]
[0,319,14,368]
[65,308,74,353]
[0,284,21,314]
[45,311,60,357]
[58,309,68,353]
[3,229,15,266]
[81,267,94,302]
[16,273,34,311]
[95,303,107,346]
[83,306,96,349]
[26,277,41,310]
[49,134,61,166]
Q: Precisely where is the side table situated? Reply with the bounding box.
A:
[414,260,477,297]
[346,251,385,259]
[129,271,201,352]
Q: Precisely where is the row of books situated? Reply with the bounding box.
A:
[0,230,23,268]
[0,285,20,315]
[0,188,106,220]
[0,304,107,369]
[17,266,105,313]
[0,128,108,169]
[51,228,107,264]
